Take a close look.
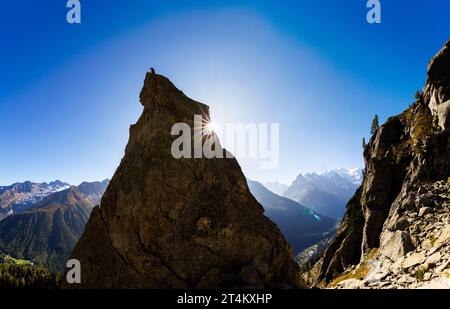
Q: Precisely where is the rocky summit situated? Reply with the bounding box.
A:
[65,72,302,288]
[306,40,450,289]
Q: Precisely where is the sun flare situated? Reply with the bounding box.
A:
[205,121,219,134]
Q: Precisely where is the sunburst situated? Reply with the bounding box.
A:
[194,112,218,140]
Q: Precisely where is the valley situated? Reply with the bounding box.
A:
[0,180,109,273]
[0,39,448,290]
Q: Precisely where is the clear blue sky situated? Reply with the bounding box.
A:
[1,0,449,185]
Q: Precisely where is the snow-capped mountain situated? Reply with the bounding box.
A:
[284,168,363,219]
[325,168,363,185]
[262,182,289,196]
[247,179,337,255]
[0,180,109,272]
[0,180,71,219]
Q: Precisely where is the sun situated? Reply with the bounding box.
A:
[205,121,219,134]
[197,112,220,138]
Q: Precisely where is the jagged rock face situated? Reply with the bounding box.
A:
[65,73,301,288]
[318,181,450,289]
[425,39,450,130]
[311,40,450,287]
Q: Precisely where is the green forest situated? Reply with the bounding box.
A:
[0,261,61,289]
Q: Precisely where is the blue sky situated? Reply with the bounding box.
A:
[1,0,449,185]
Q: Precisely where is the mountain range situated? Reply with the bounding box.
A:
[0,180,70,220]
[247,180,337,255]
[4,40,448,290]
[283,168,363,219]
[0,172,350,276]
[262,182,289,196]
[0,180,108,272]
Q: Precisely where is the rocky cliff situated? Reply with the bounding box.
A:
[308,40,450,288]
[65,72,301,288]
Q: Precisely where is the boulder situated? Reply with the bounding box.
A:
[435,225,450,248]
[335,279,363,289]
[418,277,450,289]
[418,207,432,217]
[388,218,410,231]
[421,238,433,251]
[436,260,450,272]
[380,231,415,261]
[402,252,426,269]
[425,252,441,267]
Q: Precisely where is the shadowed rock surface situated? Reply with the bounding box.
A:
[65,72,302,288]
[309,40,450,288]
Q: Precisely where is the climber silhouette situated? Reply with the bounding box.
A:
[150,67,155,74]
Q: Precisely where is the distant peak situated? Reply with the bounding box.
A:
[48,180,70,187]
[293,168,363,180]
